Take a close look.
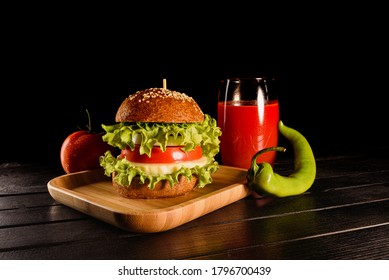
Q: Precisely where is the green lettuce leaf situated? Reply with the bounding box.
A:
[101,114,221,160]
[100,151,219,189]
[99,114,222,189]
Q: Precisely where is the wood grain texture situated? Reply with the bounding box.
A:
[2,146,389,260]
[47,166,251,233]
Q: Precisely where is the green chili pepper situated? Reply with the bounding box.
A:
[246,120,316,197]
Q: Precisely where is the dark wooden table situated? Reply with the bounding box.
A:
[1,146,389,260]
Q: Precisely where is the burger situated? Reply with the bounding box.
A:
[99,87,222,199]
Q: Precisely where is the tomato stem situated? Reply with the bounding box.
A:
[86,109,92,132]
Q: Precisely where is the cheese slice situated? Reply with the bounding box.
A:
[128,156,208,175]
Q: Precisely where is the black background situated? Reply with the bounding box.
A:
[2,9,387,165]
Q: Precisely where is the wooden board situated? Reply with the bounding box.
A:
[47,166,251,233]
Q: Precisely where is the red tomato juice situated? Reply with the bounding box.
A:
[217,100,279,169]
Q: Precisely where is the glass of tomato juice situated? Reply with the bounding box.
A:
[217,77,280,169]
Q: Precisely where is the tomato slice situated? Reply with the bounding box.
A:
[121,145,203,163]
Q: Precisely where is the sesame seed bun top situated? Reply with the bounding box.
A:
[115,88,205,123]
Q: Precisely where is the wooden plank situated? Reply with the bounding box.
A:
[311,170,389,192]
[275,154,389,180]
[0,163,63,195]
[0,193,59,210]
[0,159,389,231]
[0,205,87,227]
[1,199,388,259]
[181,183,389,229]
[1,181,389,229]
[189,223,389,259]
[0,219,133,251]
[1,147,388,260]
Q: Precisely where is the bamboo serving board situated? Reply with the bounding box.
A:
[47,166,251,233]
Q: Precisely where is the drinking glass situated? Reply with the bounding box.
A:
[217,77,280,169]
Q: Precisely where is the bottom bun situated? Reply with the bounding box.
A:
[112,174,198,199]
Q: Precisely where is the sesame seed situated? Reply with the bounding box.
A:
[129,87,197,103]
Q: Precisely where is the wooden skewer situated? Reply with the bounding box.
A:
[163,79,167,89]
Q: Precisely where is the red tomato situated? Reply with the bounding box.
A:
[60,130,115,173]
[120,145,202,164]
